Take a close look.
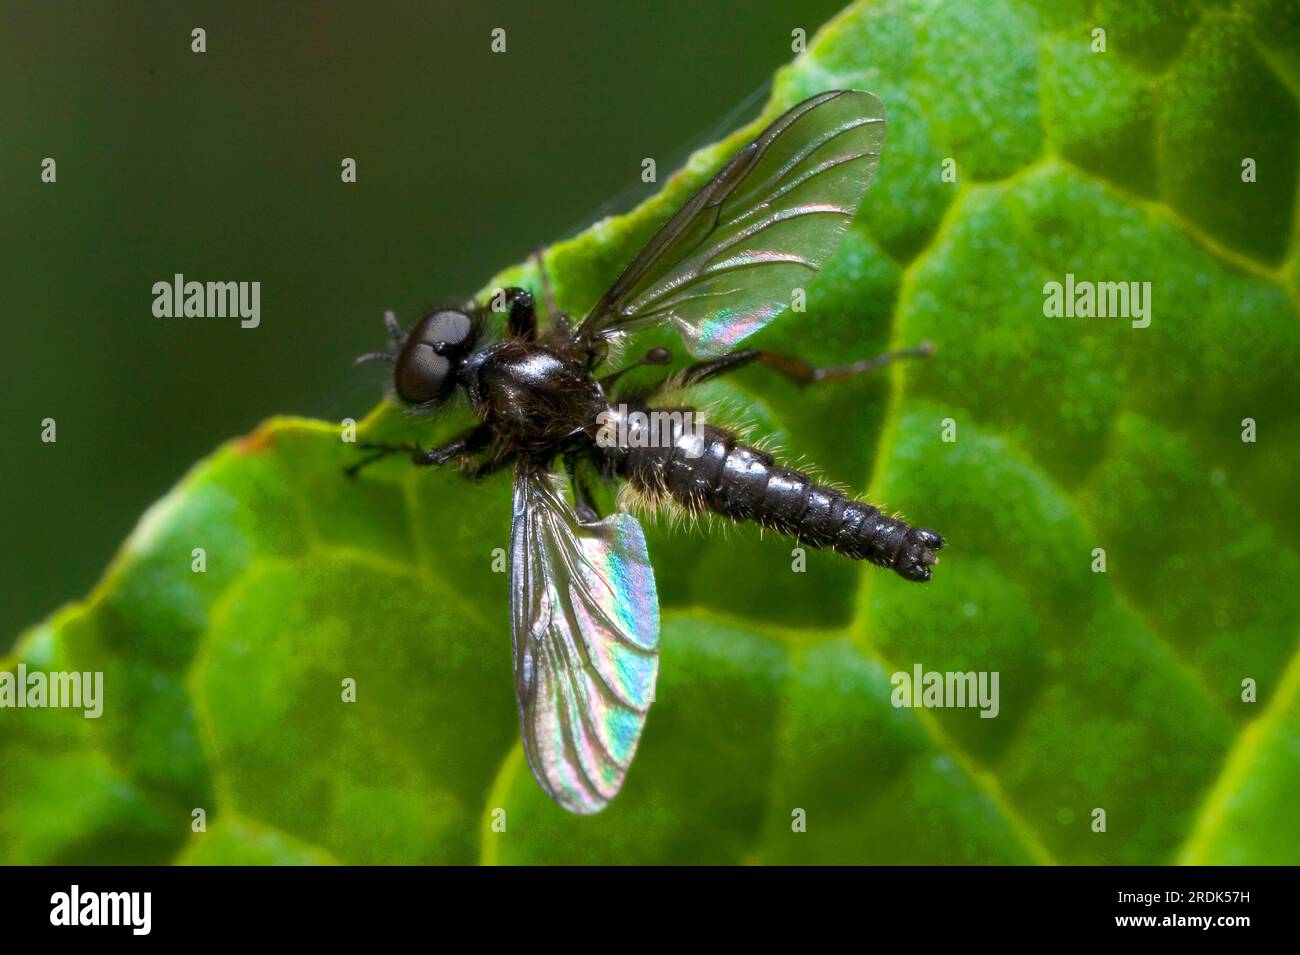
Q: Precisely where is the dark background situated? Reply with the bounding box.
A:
[1,0,846,647]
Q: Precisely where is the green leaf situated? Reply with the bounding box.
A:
[3,0,1298,865]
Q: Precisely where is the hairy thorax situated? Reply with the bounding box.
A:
[468,340,602,451]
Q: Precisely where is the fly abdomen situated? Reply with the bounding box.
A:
[602,407,943,581]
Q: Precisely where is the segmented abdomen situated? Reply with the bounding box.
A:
[597,406,943,581]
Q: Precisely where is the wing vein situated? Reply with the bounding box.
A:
[574,89,885,358]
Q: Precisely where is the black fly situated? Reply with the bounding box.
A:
[350,90,944,814]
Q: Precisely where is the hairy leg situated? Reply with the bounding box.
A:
[344,423,493,478]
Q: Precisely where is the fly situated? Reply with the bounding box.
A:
[350,90,944,814]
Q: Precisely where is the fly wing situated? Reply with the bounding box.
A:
[576,89,886,357]
[509,465,660,814]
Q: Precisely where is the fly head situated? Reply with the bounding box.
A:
[356,308,480,406]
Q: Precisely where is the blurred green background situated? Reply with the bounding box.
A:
[1,0,845,645]
[3,0,1299,866]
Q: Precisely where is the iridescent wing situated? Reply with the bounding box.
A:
[509,465,660,814]
[576,89,886,358]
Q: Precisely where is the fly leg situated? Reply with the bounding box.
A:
[675,349,761,387]
[600,347,672,391]
[565,453,601,523]
[675,341,934,389]
[460,450,517,482]
[752,341,934,385]
[345,424,492,478]
[532,248,559,319]
[532,249,579,343]
[498,287,537,341]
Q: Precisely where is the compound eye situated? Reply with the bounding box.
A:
[394,343,451,403]
[418,309,472,352]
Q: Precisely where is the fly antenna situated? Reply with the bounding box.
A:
[384,310,405,341]
[354,351,394,366]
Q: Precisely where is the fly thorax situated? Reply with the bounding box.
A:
[478,343,598,444]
